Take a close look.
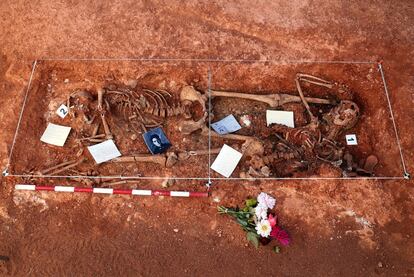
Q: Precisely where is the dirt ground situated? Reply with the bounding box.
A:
[0,1,414,276]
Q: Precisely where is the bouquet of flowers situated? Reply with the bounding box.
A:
[218,192,290,250]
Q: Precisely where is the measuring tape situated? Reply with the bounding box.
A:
[15,184,209,198]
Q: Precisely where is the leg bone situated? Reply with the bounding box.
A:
[209,90,334,107]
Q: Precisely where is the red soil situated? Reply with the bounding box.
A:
[0,1,413,276]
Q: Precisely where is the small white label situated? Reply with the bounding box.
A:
[211,144,243,178]
[211,115,242,135]
[56,104,69,119]
[87,140,122,164]
[346,134,358,145]
[266,110,295,128]
[40,123,71,147]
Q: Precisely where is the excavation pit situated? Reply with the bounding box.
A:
[8,60,406,184]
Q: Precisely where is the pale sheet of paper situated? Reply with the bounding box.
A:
[40,123,71,146]
[88,140,122,164]
[266,110,295,128]
[211,144,243,178]
[211,114,242,135]
[345,134,358,145]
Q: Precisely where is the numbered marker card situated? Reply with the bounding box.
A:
[346,134,358,145]
[56,104,69,119]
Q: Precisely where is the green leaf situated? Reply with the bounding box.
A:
[245,198,257,208]
[236,218,248,226]
[246,232,259,249]
[273,246,281,254]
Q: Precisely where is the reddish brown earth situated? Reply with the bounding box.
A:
[1,1,414,276]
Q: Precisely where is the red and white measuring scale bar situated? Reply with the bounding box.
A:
[15,184,209,198]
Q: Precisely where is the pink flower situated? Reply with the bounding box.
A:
[268,214,277,228]
[270,226,291,246]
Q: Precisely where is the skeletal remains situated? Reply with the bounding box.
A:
[38,73,377,180]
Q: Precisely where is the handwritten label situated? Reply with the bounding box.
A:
[211,115,242,135]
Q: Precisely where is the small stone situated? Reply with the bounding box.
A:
[173,228,179,233]
[130,134,137,140]
[126,79,137,88]
[213,197,220,203]
[161,179,170,188]
[378,262,383,268]
[64,78,69,83]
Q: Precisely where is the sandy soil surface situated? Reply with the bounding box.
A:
[0,1,414,276]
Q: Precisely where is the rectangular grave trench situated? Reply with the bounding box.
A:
[9,60,211,180]
[208,62,404,179]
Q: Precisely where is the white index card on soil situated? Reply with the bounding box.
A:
[88,140,121,164]
[211,114,242,135]
[40,123,71,147]
[266,110,295,128]
[211,144,243,178]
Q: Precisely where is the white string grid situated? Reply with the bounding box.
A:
[4,58,409,181]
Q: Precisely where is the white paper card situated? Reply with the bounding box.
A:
[211,115,242,135]
[345,134,358,145]
[211,144,243,178]
[87,140,121,164]
[40,123,71,146]
[56,104,69,119]
[266,110,295,128]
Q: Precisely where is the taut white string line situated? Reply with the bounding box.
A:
[4,60,38,175]
[207,67,212,188]
[378,63,409,178]
[38,57,376,64]
[6,174,405,181]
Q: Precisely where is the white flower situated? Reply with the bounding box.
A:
[257,192,276,210]
[255,204,268,220]
[255,219,271,238]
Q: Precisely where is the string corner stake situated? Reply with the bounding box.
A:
[2,167,9,177]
